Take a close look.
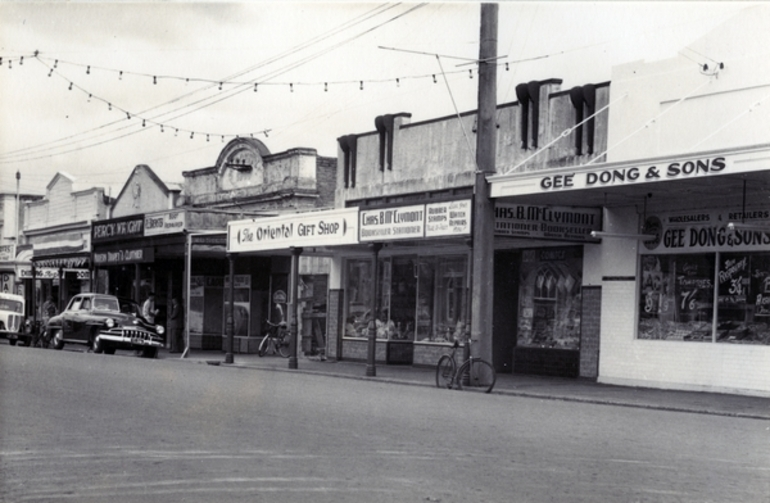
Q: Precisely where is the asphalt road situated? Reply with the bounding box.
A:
[1,344,769,503]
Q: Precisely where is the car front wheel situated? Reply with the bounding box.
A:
[92,335,104,354]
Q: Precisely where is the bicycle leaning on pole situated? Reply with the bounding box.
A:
[435,339,496,393]
[258,319,290,358]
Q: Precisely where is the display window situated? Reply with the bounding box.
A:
[517,247,583,350]
[638,251,770,344]
[343,254,469,343]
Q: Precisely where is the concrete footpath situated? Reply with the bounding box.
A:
[160,349,770,421]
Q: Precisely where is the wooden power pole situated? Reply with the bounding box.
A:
[470,3,498,363]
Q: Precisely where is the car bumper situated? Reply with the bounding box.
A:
[98,330,164,350]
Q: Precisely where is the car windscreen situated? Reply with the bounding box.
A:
[0,299,23,313]
[93,297,121,313]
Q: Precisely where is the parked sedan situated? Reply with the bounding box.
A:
[46,293,165,358]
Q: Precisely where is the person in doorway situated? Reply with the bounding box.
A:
[142,292,159,324]
[41,296,57,327]
[168,297,184,354]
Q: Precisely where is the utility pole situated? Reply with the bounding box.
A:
[470,3,498,363]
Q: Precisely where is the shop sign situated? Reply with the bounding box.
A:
[641,209,770,254]
[92,215,145,243]
[33,256,89,268]
[18,267,89,279]
[425,200,472,238]
[495,204,602,241]
[144,210,186,236]
[224,275,251,288]
[492,156,741,197]
[93,247,154,265]
[228,208,359,253]
[0,245,15,262]
[360,204,426,241]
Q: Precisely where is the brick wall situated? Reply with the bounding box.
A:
[315,156,337,208]
[579,286,601,378]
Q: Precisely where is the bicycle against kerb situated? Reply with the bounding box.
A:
[258,319,290,358]
[435,339,496,393]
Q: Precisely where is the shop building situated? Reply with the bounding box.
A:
[489,8,770,396]
[22,172,111,320]
[92,139,337,353]
[0,184,42,303]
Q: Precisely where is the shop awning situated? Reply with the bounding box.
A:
[489,145,770,209]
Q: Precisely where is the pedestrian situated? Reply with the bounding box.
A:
[168,297,184,353]
[41,295,57,326]
[142,292,159,324]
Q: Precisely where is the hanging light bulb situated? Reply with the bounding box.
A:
[108,103,112,111]
[68,82,72,90]
[253,83,258,92]
[290,83,294,92]
[190,132,194,139]
[360,81,364,90]
[161,125,164,133]
[469,69,473,79]
[175,129,179,137]
[218,82,223,90]
[324,82,328,92]
[88,94,92,103]
[126,112,131,119]
[264,130,269,138]
[396,78,400,87]
[0,57,3,66]
[19,56,23,65]
[153,76,157,85]
[432,74,437,83]
[8,60,12,69]
[119,71,123,80]
[505,62,509,71]
[142,119,146,127]
[53,59,58,68]
[206,134,210,142]
[221,135,225,143]
[86,65,90,74]
[48,69,53,77]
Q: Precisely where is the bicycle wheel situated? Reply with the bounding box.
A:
[456,359,496,393]
[257,334,270,357]
[435,355,456,389]
[276,329,290,358]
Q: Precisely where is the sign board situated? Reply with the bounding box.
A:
[92,215,145,243]
[18,267,89,279]
[360,199,472,242]
[228,208,359,253]
[495,203,602,242]
[491,155,757,198]
[425,200,472,238]
[641,209,770,254]
[144,210,187,236]
[93,247,155,265]
[0,245,15,262]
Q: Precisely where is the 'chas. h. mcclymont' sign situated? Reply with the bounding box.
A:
[228,208,359,253]
[359,200,472,242]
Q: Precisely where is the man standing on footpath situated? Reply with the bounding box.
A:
[168,297,184,354]
[142,292,159,324]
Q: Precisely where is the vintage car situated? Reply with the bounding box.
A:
[46,293,165,357]
[0,292,30,346]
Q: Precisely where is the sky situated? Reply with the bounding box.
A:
[0,1,758,197]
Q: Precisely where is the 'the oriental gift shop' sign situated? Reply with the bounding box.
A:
[495,204,602,242]
[360,199,472,242]
[144,210,187,236]
[228,208,359,253]
[92,215,145,243]
[640,209,770,254]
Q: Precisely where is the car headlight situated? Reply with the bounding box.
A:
[105,318,115,328]
[156,325,165,335]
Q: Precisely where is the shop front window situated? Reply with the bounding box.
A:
[638,252,770,344]
[344,254,469,343]
[517,247,583,350]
